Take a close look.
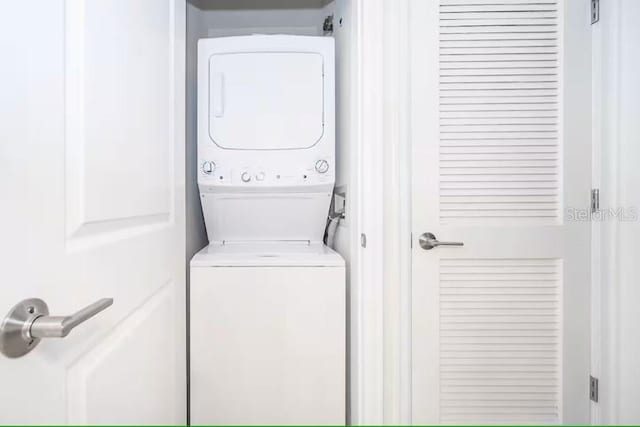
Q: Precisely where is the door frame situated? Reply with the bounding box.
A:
[349,0,384,423]
[380,0,412,424]
[591,0,624,423]
[590,2,606,423]
[351,0,412,424]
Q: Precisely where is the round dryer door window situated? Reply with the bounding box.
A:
[208,52,325,150]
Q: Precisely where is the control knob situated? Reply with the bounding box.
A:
[202,161,216,175]
[315,159,330,174]
[241,171,252,183]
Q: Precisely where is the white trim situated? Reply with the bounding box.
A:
[351,0,385,423]
[382,0,412,424]
[596,0,622,423]
[591,2,604,422]
[352,0,413,423]
[207,26,319,37]
[352,0,414,423]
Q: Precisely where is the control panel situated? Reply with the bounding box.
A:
[199,159,333,187]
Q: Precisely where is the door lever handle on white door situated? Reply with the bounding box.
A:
[418,232,464,250]
[30,298,113,338]
[0,297,113,358]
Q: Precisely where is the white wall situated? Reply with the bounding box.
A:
[598,0,640,423]
[332,0,353,263]
[328,1,356,423]
[186,3,208,266]
[193,0,328,37]
[185,5,208,423]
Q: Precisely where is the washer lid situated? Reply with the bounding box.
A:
[190,242,344,267]
[208,51,325,151]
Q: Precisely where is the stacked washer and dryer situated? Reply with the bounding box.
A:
[190,35,345,424]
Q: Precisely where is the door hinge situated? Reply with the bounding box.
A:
[591,188,600,213]
[323,14,334,35]
[590,375,599,402]
[591,0,600,24]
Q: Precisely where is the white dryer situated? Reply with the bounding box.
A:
[191,35,345,425]
[197,35,336,243]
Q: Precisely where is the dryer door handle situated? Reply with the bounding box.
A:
[212,72,225,118]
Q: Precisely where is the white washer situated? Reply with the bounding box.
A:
[191,35,345,424]
[190,243,345,424]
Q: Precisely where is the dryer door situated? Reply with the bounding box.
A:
[208,52,325,150]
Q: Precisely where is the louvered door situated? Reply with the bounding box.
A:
[410,0,592,424]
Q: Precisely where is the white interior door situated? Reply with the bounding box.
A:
[0,1,185,423]
[410,0,592,423]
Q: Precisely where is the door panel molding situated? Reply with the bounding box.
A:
[64,0,177,246]
[66,282,176,423]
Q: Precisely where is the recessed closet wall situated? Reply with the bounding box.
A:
[184,5,356,416]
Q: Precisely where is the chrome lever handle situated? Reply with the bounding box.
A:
[0,297,113,358]
[30,298,113,338]
[419,232,464,251]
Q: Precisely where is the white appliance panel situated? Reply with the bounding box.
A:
[209,52,324,150]
[201,192,331,243]
[190,241,344,267]
[190,262,345,424]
